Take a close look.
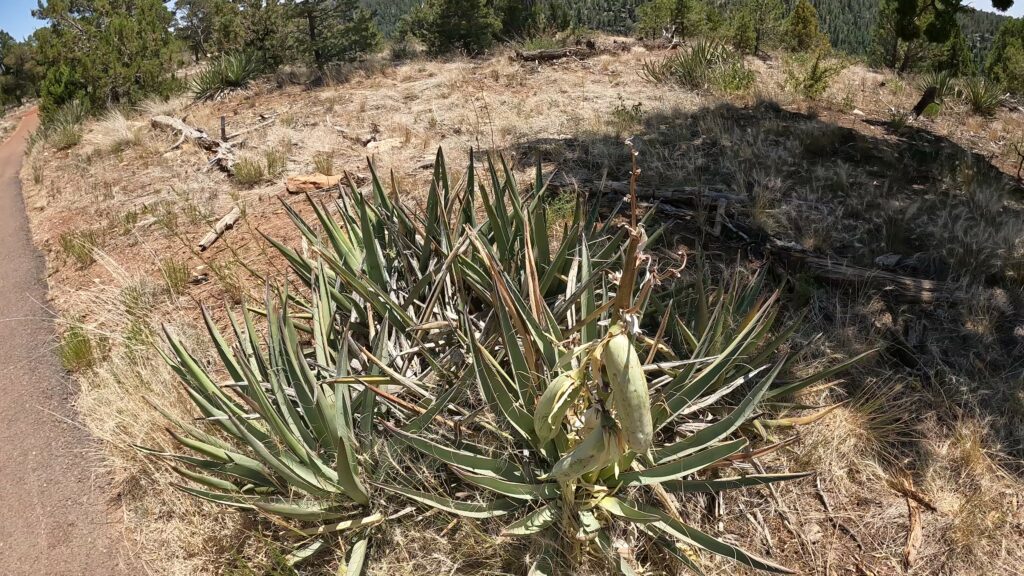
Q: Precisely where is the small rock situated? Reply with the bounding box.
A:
[852,109,866,117]
[285,173,343,194]
[366,137,403,154]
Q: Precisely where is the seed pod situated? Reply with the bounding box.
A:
[547,422,621,482]
[533,368,584,444]
[602,323,653,452]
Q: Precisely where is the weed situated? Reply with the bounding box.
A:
[233,157,266,187]
[59,229,102,267]
[31,158,44,185]
[60,324,98,372]
[264,148,287,179]
[610,97,644,133]
[159,258,191,297]
[313,151,334,175]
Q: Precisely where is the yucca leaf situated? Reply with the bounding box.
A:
[654,361,781,464]
[253,500,351,522]
[618,439,748,487]
[296,512,385,537]
[342,537,370,576]
[376,483,520,518]
[597,496,660,523]
[766,350,875,398]
[502,503,559,536]
[639,503,795,574]
[454,469,560,500]
[384,423,523,480]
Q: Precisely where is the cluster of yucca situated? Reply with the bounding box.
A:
[143,148,865,574]
[192,52,262,102]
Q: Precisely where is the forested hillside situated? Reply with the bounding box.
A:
[362,0,420,36]
[364,0,1012,61]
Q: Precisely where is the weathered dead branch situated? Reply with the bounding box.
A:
[514,47,597,62]
[198,206,241,252]
[151,115,236,174]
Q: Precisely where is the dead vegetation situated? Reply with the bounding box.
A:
[17,40,1024,575]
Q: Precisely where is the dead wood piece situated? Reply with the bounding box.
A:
[226,116,276,140]
[514,47,597,62]
[904,497,923,569]
[151,115,236,174]
[198,206,241,252]
[285,173,343,194]
[772,249,963,304]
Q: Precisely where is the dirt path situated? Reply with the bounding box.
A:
[0,110,136,574]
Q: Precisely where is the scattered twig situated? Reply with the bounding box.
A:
[904,497,923,569]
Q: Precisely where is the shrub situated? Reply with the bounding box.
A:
[961,76,1004,116]
[191,52,261,102]
[641,40,754,93]
[785,50,847,100]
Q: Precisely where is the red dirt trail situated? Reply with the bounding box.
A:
[0,110,137,574]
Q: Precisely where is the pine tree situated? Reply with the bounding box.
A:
[985,18,1024,94]
[402,0,501,55]
[737,0,784,55]
[33,0,181,116]
[635,0,707,40]
[173,0,242,62]
[784,0,827,52]
[934,25,975,76]
[290,0,381,69]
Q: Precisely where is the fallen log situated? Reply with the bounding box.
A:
[770,248,963,303]
[151,115,236,174]
[514,47,597,62]
[198,206,241,252]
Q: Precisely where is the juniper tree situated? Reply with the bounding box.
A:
[784,0,827,52]
[33,0,181,116]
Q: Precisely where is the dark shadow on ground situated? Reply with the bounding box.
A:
[509,101,1024,478]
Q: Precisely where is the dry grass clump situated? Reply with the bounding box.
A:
[58,228,102,267]
[83,110,145,154]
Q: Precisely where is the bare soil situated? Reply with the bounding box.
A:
[0,109,136,574]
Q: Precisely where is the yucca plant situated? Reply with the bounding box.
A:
[640,40,754,93]
[961,76,1004,116]
[139,282,398,572]
[269,149,867,573]
[192,52,261,102]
